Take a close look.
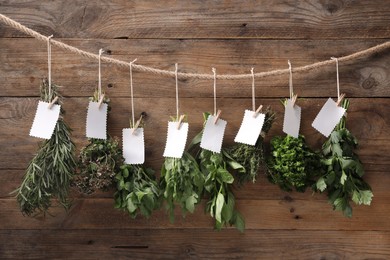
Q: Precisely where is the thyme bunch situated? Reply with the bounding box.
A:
[13,79,76,216]
[228,108,276,184]
[73,91,124,194]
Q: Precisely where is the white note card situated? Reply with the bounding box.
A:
[123,128,145,164]
[163,121,189,158]
[312,98,346,137]
[30,101,61,139]
[234,110,265,145]
[200,115,227,153]
[283,99,301,138]
[86,101,108,139]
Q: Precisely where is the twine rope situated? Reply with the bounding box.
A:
[0,14,390,81]
[175,63,179,120]
[98,48,104,99]
[331,57,340,99]
[47,35,53,99]
[212,68,217,115]
[288,60,293,99]
[129,58,137,126]
[251,68,255,111]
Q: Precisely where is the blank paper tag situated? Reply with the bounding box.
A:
[283,99,301,138]
[123,128,145,164]
[200,115,227,153]
[312,98,346,137]
[30,101,61,139]
[86,101,108,139]
[234,110,265,145]
[163,121,189,158]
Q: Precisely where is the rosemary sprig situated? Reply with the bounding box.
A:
[13,79,76,216]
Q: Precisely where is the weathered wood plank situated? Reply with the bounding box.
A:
[0,197,387,230]
[1,229,389,259]
[1,0,390,39]
[0,38,389,97]
[0,97,389,169]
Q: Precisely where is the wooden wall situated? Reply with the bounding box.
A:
[1,1,389,259]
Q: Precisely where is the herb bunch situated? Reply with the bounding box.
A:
[191,113,246,232]
[228,108,276,184]
[267,135,323,192]
[73,91,124,194]
[160,151,204,223]
[314,98,373,217]
[114,164,161,218]
[14,79,76,216]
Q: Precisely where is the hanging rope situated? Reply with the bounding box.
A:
[0,13,389,80]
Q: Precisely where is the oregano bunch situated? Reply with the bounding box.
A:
[191,112,246,232]
[314,98,373,217]
[160,116,205,223]
[13,79,76,216]
[228,108,276,184]
[267,134,324,192]
[114,164,161,218]
[73,91,124,194]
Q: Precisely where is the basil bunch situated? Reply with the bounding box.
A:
[191,113,245,232]
[315,98,373,217]
[73,92,124,194]
[114,164,161,218]
[267,135,323,192]
[160,151,204,223]
[228,108,276,184]
[14,79,76,216]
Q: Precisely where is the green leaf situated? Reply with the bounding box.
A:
[316,177,327,192]
[185,195,198,213]
[218,168,234,184]
[351,190,360,205]
[332,143,343,157]
[340,171,347,185]
[234,212,245,232]
[221,192,234,222]
[215,193,225,223]
[360,190,373,205]
[127,198,137,213]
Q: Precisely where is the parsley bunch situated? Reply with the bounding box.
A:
[13,79,76,216]
[228,108,276,184]
[114,164,161,218]
[314,98,373,217]
[267,135,323,192]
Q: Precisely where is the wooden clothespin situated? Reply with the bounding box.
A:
[336,93,345,106]
[252,105,263,118]
[214,109,222,124]
[98,94,105,109]
[291,94,298,107]
[47,96,58,109]
[132,114,143,135]
[177,114,185,130]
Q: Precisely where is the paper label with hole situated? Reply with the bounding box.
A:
[283,99,301,138]
[312,98,346,137]
[200,115,227,153]
[123,128,145,164]
[234,110,265,145]
[29,101,61,139]
[163,121,189,158]
[86,101,108,139]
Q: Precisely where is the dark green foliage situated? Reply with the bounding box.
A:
[314,98,373,217]
[267,135,323,192]
[228,108,276,184]
[114,164,161,218]
[191,112,246,232]
[160,152,204,223]
[73,91,124,194]
[13,79,76,216]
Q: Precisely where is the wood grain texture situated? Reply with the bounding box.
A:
[1,1,389,259]
[0,38,389,97]
[0,197,387,231]
[1,229,389,259]
[1,0,390,39]
[0,97,389,169]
